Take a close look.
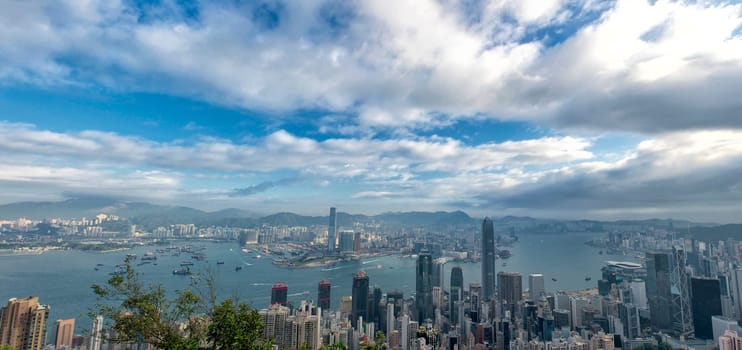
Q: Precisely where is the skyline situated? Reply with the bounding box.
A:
[2,1,742,222]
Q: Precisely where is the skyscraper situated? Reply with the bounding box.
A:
[691,277,722,339]
[529,274,545,299]
[481,217,496,301]
[89,315,103,350]
[352,270,369,328]
[450,266,464,326]
[55,318,75,350]
[271,282,288,306]
[318,280,331,311]
[646,252,673,331]
[498,272,522,321]
[0,296,50,350]
[416,250,434,323]
[327,207,337,253]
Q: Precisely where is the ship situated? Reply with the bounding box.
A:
[173,267,191,275]
[141,252,157,261]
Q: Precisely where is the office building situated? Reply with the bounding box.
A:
[272,282,288,306]
[482,217,496,301]
[691,277,722,339]
[416,250,434,323]
[327,207,337,253]
[498,272,523,320]
[339,230,355,253]
[645,252,673,331]
[450,266,464,326]
[318,280,331,311]
[529,274,545,299]
[0,296,50,350]
[470,283,482,323]
[352,270,369,328]
[55,318,75,350]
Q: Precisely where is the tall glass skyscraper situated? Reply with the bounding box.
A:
[450,266,464,326]
[327,207,337,253]
[416,250,434,323]
[352,270,369,328]
[318,279,331,311]
[646,252,673,331]
[481,217,496,301]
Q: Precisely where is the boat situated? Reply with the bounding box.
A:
[96,263,105,266]
[126,253,137,259]
[216,261,225,265]
[141,252,157,261]
[94,267,99,271]
[235,266,242,271]
[109,269,125,276]
[599,250,603,255]
[181,261,194,266]
[137,261,152,266]
[191,254,206,261]
[255,255,261,259]
[552,278,557,282]
[173,267,191,275]
[585,277,592,281]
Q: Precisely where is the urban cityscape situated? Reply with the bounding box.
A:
[2,0,742,350]
[2,206,742,350]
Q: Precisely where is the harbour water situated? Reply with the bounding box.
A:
[0,231,637,331]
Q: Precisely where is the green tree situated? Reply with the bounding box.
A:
[91,262,270,350]
[207,299,271,350]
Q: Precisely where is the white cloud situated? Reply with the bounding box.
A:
[4,1,739,133]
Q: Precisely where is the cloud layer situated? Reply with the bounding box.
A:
[0,121,740,221]
[1,0,741,133]
[2,1,742,221]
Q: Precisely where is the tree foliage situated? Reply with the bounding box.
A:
[208,299,271,350]
[91,261,271,350]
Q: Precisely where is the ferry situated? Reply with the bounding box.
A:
[141,252,157,261]
[173,267,191,275]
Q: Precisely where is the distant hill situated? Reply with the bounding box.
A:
[0,198,736,238]
[0,197,119,220]
[688,224,742,241]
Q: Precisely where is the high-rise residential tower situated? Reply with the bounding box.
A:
[327,207,337,253]
[89,316,103,350]
[318,280,331,311]
[352,270,369,328]
[481,217,496,301]
[54,318,75,350]
[0,296,50,350]
[450,266,464,326]
[416,250,434,323]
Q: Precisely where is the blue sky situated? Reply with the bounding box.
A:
[1,0,742,222]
